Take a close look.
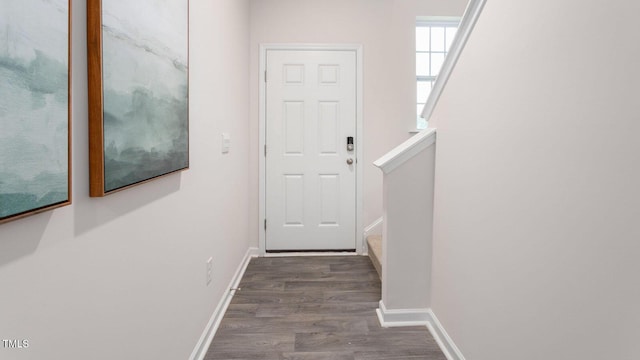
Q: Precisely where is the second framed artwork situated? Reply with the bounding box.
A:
[87,0,189,197]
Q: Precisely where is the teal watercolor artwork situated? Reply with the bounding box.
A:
[88,0,189,196]
[0,0,71,223]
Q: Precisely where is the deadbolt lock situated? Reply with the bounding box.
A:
[347,136,354,151]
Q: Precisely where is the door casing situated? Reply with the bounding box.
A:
[259,44,364,255]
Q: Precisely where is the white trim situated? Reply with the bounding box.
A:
[362,217,383,254]
[258,45,267,255]
[416,16,461,25]
[375,304,467,360]
[364,217,383,235]
[425,309,467,360]
[258,43,364,255]
[263,252,360,258]
[189,247,259,360]
[375,300,431,327]
[420,0,487,121]
[373,128,436,174]
[355,44,364,255]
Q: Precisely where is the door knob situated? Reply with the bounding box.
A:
[346,158,354,165]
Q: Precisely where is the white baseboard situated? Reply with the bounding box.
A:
[264,252,358,257]
[189,247,259,360]
[375,300,430,327]
[376,302,466,360]
[425,309,466,360]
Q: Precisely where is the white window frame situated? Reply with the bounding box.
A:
[417,0,488,131]
[415,17,460,131]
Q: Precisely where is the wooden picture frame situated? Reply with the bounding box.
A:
[0,0,72,225]
[87,0,189,197]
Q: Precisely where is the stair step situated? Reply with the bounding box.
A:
[366,235,382,279]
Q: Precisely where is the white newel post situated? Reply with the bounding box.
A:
[373,129,437,326]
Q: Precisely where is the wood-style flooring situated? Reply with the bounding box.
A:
[204,256,446,360]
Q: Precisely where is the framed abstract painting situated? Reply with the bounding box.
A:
[0,0,72,224]
[87,0,189,197]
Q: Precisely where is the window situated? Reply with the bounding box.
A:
[416,19,459,129]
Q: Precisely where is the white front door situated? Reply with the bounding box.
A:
[265,49,357,251]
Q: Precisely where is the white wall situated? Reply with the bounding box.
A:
[0,1,251,359]
[430,0,640,359]
[248,0,468,244]
[382,144,436,310]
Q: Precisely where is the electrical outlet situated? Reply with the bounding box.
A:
[206,257,213,285]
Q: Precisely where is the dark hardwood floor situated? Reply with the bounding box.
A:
[204,256,446,360]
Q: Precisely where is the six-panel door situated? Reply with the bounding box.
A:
[266,50,357,251]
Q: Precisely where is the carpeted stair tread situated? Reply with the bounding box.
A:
[367,235,382,279]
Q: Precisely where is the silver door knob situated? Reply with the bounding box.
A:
[346,158,354,165]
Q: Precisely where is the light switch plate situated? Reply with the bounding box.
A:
[221,133,230,153]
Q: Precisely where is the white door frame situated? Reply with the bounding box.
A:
[259,43,364,255]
